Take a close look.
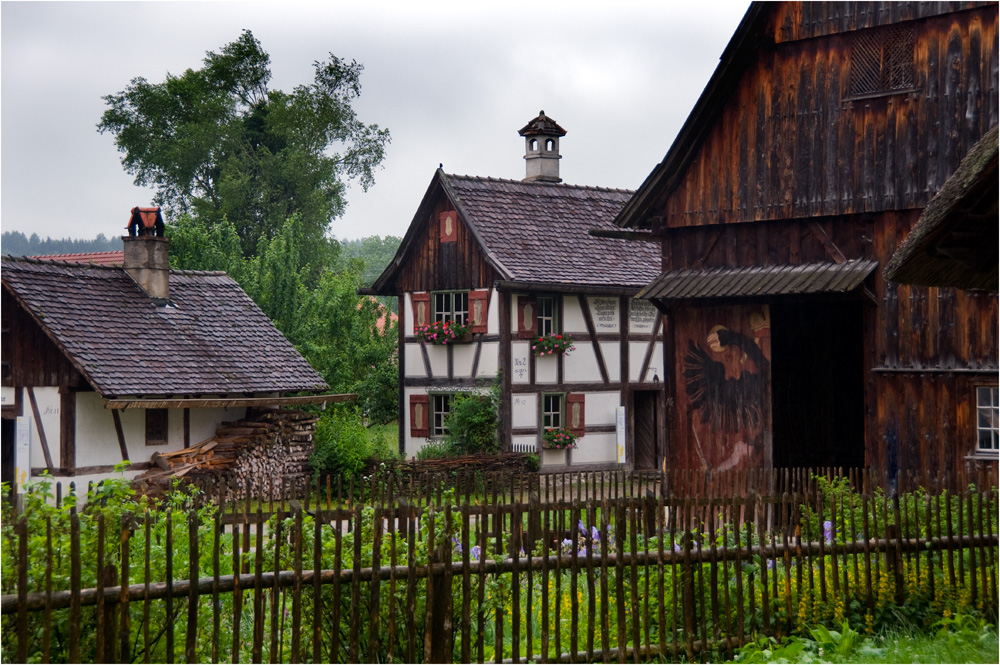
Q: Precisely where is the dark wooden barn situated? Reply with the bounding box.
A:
[613,1,999,488]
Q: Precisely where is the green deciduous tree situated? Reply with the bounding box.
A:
[99,30,389,260]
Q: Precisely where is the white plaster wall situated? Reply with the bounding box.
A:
[586,391,621,427]
[535,355,558,384]
[628,299,660,334]
[561,296,586,334]
[74,392,248,468]
[404,341,425,377]
[541,448,568,467]
[476,341,500,379]
[1,387,14,408]
[572,433,617,464]
[425,345,449,377]
[589,296,620,334]
[564,341,601,382]
[452,343,477,378]
[599,342,621,383]
[486,288,500,335]
[629,342,664,383]
[511,342,531,384]
[22,387,61,469]
[511,393,537,428]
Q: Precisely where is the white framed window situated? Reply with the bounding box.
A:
[975,386,999,455]
[431,393,454,437]
[433,291,468,326]
[542,393,564,429]
[537,295,557,337]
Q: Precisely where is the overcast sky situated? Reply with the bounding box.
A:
[1,0,748,243]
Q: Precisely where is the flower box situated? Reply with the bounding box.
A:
[532,334,575,357]
[542,426,578,450]
[416,319,470,345]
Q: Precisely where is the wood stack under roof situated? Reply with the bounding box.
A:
[133,408,318,500]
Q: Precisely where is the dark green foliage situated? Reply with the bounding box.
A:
[309,406,397,479]
[442,392,500,455]
[1,231,120,257]
[340,235,403,287]
[98,29,389,261]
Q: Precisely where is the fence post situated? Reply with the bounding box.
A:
[101,563,118,664]
[425,507,455,663]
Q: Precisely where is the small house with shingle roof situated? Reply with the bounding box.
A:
[367,112,666,469]
[1,207,335,489]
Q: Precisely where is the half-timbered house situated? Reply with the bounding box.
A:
[1,207,333,489]
[613,2,998,487]
[366,112,666,470]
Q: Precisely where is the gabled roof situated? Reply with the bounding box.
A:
[1,256,328,397]
[883,125,998,291]
[371,169,661,293]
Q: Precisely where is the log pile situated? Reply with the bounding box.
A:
[133,408,317,500]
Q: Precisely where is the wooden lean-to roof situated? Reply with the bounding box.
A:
[1,256,329,398]
[369,169,661,294]
[884,125,999,292]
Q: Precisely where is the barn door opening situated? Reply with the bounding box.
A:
[770,300,865,470]
[633,390,659,470]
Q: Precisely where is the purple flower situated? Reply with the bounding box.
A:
[578,519,587,536]
[823,520,834,545]
[470,545,481,561]
[591,526,600,542]
[452,536,462,554]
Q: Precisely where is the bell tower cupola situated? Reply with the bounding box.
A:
[519,110,567,183]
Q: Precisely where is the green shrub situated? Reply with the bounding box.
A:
[310,406,397,478]
[442,377,501,455]
[415,440,454,460]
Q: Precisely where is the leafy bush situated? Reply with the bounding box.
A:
[443,391,500,455]
[415,440,454,460]
[310,405,397,478]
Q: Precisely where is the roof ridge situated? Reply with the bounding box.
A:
[1,255,229,277]
[2,255,122,269]
[444,172,634,195]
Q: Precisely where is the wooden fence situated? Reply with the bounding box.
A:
[1,468,997,663]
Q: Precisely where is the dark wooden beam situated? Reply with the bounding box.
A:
[111,409,130,462]
[59,386,75,470]
[577,294,610,384]
[639,314,664,382]
[25,387,54,469]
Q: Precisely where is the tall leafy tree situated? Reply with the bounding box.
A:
[98,30,389,260]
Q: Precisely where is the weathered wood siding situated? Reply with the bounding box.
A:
[657,4,998,229]
[3,289,81,390]
[394,196,499,293]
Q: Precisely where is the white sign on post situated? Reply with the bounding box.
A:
[615,406,626,465]
[15,416,31,491]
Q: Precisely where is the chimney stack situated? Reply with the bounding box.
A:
[122,206,170,304]
[519,110,566,183]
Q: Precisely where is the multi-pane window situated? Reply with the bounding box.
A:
[537,296,556,337]
[542,393,564,429]
[433,291,468,326]
[432,393,454,437]
[849,25,915,97]
[976,386,999,454]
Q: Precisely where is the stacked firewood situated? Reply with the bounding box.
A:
[133,408,318,500]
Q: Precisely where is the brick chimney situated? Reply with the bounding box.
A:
[519,110,566,183]
[122,206,170,304]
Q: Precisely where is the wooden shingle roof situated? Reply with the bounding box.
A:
[443,172,661,288]
[1,256,328,397]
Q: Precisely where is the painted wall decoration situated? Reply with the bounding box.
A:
[675,306,771,472]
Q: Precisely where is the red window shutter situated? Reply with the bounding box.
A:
[566,393,586,436]
[411,293,430,333]
[439,210,458,243]
[468,289,489,333]
[409,394,429,437]
[517,296,537,339]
